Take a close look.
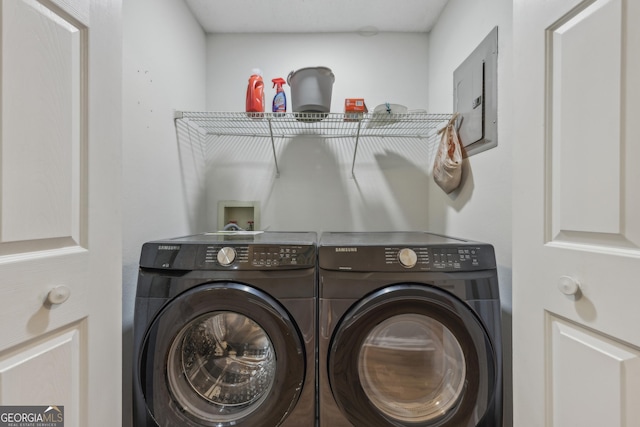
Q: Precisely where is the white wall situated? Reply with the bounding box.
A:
[427,0,513,425]
[121,0,207,425]
[204,33,436,233]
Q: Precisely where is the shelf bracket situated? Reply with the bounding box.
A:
[267,117,280,177]
[350,120,363,178]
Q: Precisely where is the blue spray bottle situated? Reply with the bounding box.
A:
[272,78,287,116]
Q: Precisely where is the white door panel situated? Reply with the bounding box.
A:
[549,0,622,237]
[514,0,640,425]
[0,324,83,426]
[548,315,640,427]
[2,0,85,246]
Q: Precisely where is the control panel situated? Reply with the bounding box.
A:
[205,245,249,266]
[320,244,494,272]
[384,246,483,270]
[140,232,318,271]
[430,247,482,269]
[250,245,309,267]
[200,244,315,269]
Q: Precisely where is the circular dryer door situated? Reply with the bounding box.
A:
[329,284,498,427]
[138,282,306,427]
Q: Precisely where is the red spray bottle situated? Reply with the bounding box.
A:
[246,68,264,115]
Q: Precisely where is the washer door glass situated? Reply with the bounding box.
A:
[358,314,466,422]
[167,311,276,422]
[139,283,307,427]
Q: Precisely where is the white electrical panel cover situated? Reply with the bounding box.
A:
[453,27,498,156]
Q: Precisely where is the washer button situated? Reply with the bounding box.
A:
[398,248,418,268]
[217,247,236,266]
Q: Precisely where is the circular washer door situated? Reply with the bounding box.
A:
[139,282,306,427]
[329,284,498,427]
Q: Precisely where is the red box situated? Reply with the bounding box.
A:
[344,98,368,121]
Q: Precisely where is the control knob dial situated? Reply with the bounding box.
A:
[398,248,418,268]
[217,247,236,266]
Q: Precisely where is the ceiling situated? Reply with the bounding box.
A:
[184,0,450,34]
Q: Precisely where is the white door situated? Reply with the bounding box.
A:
[513,0,640,426]
[0,0,121,426]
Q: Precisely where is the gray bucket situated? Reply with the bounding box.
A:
[287,67,335,114]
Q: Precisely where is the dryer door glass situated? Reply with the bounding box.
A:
[358,314,466,422]
[328,284,497,427]
[167,311,276,422]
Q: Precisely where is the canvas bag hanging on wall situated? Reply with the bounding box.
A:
[433,115,462,193]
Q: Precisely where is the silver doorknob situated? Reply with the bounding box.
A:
[47,285,71,305]
[558,276,580,296]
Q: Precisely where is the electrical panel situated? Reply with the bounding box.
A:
[453,26,498,156]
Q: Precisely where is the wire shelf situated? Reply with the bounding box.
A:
[174,111,454,177]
